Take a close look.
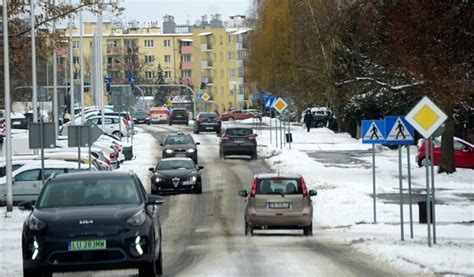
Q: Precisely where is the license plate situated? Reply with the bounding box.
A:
[68,239,106,251]
[175,153,186,157]
[268,202,291,209]
[205,127,213,130]
[12,121,21,125]
[234,140,244,144]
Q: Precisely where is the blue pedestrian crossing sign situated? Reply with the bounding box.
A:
[362,120,385,144]
[265,96,276,108]
[384,116,414,145]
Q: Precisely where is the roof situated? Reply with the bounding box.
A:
[14,160,85,172]
[52,171,134,181]
[159,157,194,162]
[198,32,212,36]
[255,173,302,179]
[224,125,253,129]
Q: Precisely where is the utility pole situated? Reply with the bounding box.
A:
[52,0,58,138]
[4,0,13,211]
[31,0,38,122]
[80,8,85,124]
[68,0,74,124]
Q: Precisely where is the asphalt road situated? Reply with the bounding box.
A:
[140,124,406,276]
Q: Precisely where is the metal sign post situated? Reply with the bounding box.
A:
[384,116,415,241]
[406,96,447,247]
[430,138,437,244]
[406,145,414,239]
[361,120,386,224]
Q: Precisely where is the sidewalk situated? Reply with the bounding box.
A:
[240,117,474,275]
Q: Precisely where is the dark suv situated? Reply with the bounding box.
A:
[219,126,257,160]
[193,112,221,134]
[168,108,189,125]
[161,133,199,163]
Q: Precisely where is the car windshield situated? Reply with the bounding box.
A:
[157,159,195,170]
[134,111,147,116]
[173,110,186,115]
[225,128,253,137]
[256,178,301,195]
[36,177,141,208]
[165,135,194,145]
[199,113,217,119]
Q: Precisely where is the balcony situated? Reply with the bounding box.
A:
[200,60,213,69]
[180,77,193,86]
[180,45,193,54]
[125,46,139,54]
[201,77,213,85]
[200,43,212,51]
[180,61,193,70]
[106,63,122,70]
[107,47,124,54]
[236,60,244,68]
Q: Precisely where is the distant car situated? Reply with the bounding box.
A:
[149,157,204,194]
[168,108,189,125]
[21,171,164,276]
[161,133,199,163]
[219,126,257,160]
[86,115,129,138]
[220,109,254,121]
[416,137,474,169]
[244,109,263,119]
[239,174,317,236]
[132,109,150,124]
[193,112,221,134]
[11,112,28,129]
[0,160,95,205]
[301,107,330,128]
[148,107,170,124]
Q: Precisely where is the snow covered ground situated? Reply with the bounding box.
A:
[246,117,474,275]
[1,120,472,275]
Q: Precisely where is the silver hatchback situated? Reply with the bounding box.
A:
[239,174,317,236]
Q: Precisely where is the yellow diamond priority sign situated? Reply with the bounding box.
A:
[201,92,210,102]
[273,97,288,113]
[405,96,447,138]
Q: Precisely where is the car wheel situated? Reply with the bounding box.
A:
[112,131,122,138]
[245,221,253,236]
[251,152,257,160]
[23,269,51,277]
[194,128,200,134]
[139,253,157,277]
[147,121,150,125]
[155,244,163,275]
[196,185,202,194]
[169,121,172,126]
[219,150,224,159]
[303,223,313,236]
[316,121,325,128]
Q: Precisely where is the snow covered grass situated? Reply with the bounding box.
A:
[247,117,474,275]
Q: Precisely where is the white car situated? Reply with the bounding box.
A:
[0,160,95,205]
[86,115,129,138]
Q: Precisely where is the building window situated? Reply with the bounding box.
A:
[144,40,154,48]
[73,56,80,64]
[164,71,171,79]
[229,69,236,78]
[72,41,80,49]
[228,34,235,43]
[228,51,235,61]
[181,55,191,62]
[220,35,223,44]
[145,71,154,79]
[164,55,171,63]
[182,70,192,78]
[145,55,155,64]
[164,39,171,47]
[238,68,244,78]
[124,40,136,48]
[239,85,245,94]
[238,50,245,60]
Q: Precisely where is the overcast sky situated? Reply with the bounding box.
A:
[81,0,253,27]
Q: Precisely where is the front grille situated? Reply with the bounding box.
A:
[173,149,186,153]
[48,249,126,265]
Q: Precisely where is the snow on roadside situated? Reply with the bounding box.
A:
[245,117,474,275]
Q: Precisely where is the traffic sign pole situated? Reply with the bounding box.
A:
[430,138,437,244]
[424,138,432,247]
[406,145,414,239]
[372,143,377,224]
[398,146,405,241]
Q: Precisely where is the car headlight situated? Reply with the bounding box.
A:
[155,177,162,183]
[187,148,195,153]
[189,176,197,182]
[28,215,46,231]
[165,149,173,154]
[127,210,146,226]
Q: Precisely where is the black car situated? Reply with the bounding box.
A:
[168,108,189,125]
[149,157,204,194]
[133,109,150,125]
[193,112,221,134]
[161,133,199,163]
[219,126,257,160]
[21,171,164,277]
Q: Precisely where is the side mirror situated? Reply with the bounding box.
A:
[195,142,200,145]
[254,134,258,137]
[216,133,221,137]
[148,167,155,172]
[238,190,248,197]
[309,190,317,197]
[19,200,34,210]
[198,165,204,170]
[146,194,164,205]
[159,143,163,146]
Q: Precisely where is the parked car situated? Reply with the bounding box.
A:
[244,109,263,119]
[86,115,129,138]
[219,126,257,160]
[301,107,330,128]
[132,109,150,124]
[168,108,189,125]
[238,174,317,236]
[416,137,474,169]
[0,160,95,205]
[220,109,254,121]
[149,107,170,124]
[21,171,164,276]
[193,112,221,134]
[149,157,204,194]
[161,133,199,163]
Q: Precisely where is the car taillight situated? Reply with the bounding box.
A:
[222,135,230,140]
[300,177,309,197]
[110,153,116,160]
[246,134,257,140]
[250,179,257,197]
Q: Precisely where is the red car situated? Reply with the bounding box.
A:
[416,137,474,169]
[220,110,255,121]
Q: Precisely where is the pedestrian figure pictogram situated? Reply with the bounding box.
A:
[395,120,406,139]
[370,124,380,139]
